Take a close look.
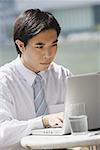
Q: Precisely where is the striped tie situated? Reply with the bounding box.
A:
[33,74,48,117]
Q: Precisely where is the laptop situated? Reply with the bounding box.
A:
[32,72,100,135]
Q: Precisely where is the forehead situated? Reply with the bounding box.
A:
[28,29,57,44]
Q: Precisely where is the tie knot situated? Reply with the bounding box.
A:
[36,74,42,80]
[34,74,42,85]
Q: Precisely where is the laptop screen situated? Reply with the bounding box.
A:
[65,73,100,131]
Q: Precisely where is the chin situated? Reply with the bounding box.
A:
[40,66,49,71]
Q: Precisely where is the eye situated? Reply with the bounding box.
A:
[52,43,57,47]
[35,45,44,49]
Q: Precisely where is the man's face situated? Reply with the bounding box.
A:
[21,29,58,73]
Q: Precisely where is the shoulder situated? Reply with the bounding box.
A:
[48,62,72,78]
[0,59,16,83]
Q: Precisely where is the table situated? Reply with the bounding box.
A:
[20,132,100,150]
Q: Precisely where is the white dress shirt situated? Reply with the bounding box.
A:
[0,55,71,150]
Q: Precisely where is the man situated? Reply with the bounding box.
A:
[0,9,71,150]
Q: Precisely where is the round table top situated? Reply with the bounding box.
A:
[21,133,100,149]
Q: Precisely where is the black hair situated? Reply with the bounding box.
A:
[13,9,61,56]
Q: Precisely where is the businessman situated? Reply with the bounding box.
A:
[0,9,71,150]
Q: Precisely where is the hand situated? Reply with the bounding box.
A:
[42,112,63,128]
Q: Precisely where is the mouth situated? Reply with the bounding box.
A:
[40,62,51,65]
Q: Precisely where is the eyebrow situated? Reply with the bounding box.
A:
[52,39,58,43]
[34,39,58,45]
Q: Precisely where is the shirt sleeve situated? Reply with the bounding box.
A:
[0,118,44,148]
[0,81,44,149]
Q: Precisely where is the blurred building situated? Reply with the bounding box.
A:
[0,0,17,44]
[0,0,100,45]
[52,5,100,36]
[0,0,100,73]
[15,0,100,36]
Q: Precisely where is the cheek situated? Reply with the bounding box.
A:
[35,51,43,59]
[31,51,43,63]
[52,48,57,57]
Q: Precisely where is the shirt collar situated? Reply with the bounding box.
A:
[14,55,48,86]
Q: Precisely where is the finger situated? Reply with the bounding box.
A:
[54,119,63,128]
[58,114,63,122]
[59,117,63,122]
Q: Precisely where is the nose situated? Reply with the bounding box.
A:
[43,49,51,59]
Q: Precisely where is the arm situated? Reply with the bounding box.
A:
[0,81,43,148]
[0,82,63,148]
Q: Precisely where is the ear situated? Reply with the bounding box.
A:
[15,39,25,53]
